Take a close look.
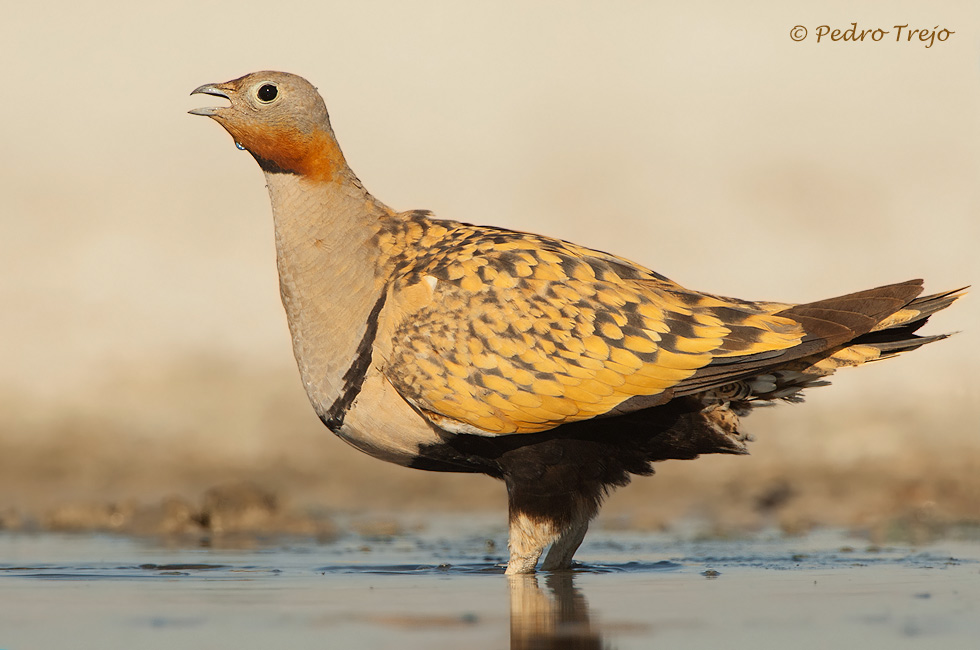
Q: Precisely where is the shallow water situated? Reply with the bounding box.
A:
[2,519,979,649]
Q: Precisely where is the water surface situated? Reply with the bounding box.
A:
[2,520,978,649]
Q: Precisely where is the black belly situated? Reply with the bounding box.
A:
[409,396,749,495]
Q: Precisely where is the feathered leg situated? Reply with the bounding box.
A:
[540,516,590,571]
[505,475,600,574]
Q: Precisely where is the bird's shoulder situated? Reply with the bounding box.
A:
[376,209,680,288]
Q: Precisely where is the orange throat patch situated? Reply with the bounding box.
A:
[227,122,347,182]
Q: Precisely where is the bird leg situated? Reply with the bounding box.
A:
[540,516,589,571]
[506,512,554,574]
[505,494,595,574]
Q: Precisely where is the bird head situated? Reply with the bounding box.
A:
[190,71,347,182]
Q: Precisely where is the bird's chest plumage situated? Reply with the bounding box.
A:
[326,364,449,467]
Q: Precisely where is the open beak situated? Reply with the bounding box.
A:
[189,83,233,116]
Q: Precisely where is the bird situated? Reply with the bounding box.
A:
[190,71,962,574]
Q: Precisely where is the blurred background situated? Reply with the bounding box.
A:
[1,0,977,538]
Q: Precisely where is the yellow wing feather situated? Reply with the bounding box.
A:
[379,216,805,435]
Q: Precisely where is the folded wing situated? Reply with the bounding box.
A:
[380,222,946,436]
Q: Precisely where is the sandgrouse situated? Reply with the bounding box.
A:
[191,71,962,574]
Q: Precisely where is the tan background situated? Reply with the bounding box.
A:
[2,1,977,529]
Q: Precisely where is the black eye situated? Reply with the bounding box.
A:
[257,84,278,102]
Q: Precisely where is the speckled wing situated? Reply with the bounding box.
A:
[378,218,809,435]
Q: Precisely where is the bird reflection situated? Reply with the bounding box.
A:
[509,572,605,649]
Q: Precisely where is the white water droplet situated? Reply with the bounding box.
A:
[235,142,245,150]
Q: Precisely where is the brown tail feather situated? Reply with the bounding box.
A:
[871,286,968,331]
[774,279,924,348]
[681,283,962,402]
[674,280,934,397]
[868,333,951,358]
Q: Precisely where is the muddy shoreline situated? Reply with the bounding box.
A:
[3,442,978,548]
